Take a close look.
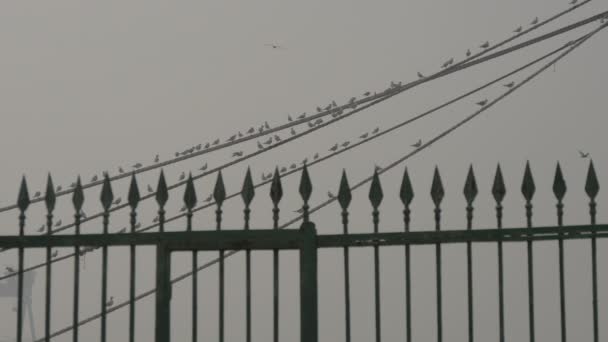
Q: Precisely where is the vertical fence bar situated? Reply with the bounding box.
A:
[430,167,445,342]
[72,177,84,342]
[463,166,478,342]
[337,170,352,342]
[492,165,506,342]
[553,163,567,342]
[155,242,171,342]
[521,161,536,342]
[100,174,114,342]
[242,168,256,342]
[369,170,384,342]
[585,160,599,342]
[400,168,414,342]
[300,222,318,342]
[270,168,283,342]
[214,171,227,342]
[43,175,56,342]
[184,174,198,342]
[16,176,30,342]
[128,174,142,342]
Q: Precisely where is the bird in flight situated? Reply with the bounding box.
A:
[476,99,488,107]
[504,82,515,88]
[579,150,590,158]
[480,41,490,49]
[265,43,285,50]
[411,139,422,148]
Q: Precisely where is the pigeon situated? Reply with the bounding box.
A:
[274,134,281,142]
[70,182,77,188]
[288,114,293,122]
[411,139,422,148]
[480,41,490,49]
[106,296,114,307]
[390,81,397,88]
[227,135,237,142]
[117,227,126,234]
[504,82,515,88]
[134,223,141,229]
[179,172,186,181]
[261,174,267,181]
[514,26,523,33]
[331,112,340,118]
[530,17,539,25]
[204,194,213,202]
[316,106,322,113]
[372,127,380,134]
[290,163,297,169]
[298,113,307,119]
[579,150,590,158]
[442,58,454,68]
[238,131,243,138]
[233,151,244,157]
[569,0,577,5]
[180,205,187,212]
[329,144,339,152]
[325,104,332,111]
[37,224,45,233]
[113,197,121,205]
[247,127,255,134]
[51,250,59,258]
[147,184,154,193]
[332,100,338,107]
[175,152,181,157]
[80,211,87,219]
[56,186,62,192]
[313,153,319,160]
[363,91,371,96]
[213,139,220,145]
[33,191,41,198]
[200,163,208,171]
[360,133,369,139]
[349,97,357,104]
[417,72,425,79]
[195,144,202,150]
[290,127,297,136]
[466,49,471,57]
[264,121,270,129]
[133,163,143,169]
[375,165,382,171]
[341,141,350,148]
[308,121,315,128]
[204,142,210,149]
[118,167,125,174]
[54,219,62,227]
[257,141,264,149]
[476,100,488,107]
[153,216,159,223]
[6,266,15,274]
[280,167,287,173]
[258,126,265,133]
[264,137,273,145]
[154,154,159,163]
[327,191,335,198]
[301,158,308,165]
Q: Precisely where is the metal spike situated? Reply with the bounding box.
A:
[128,174,141,209]
[213,170,227,206]
[184,173,197,210]
[44,173,56,212]
[299,164,313,202]
[156,170,169,207]
[463,165,478,204]
[17,176,31,212]
[337,169,352,209]
[241,167,255,206]
[521,161,536,201]
[430,166,445,206]
[100,174,114,210]
[71,178,85,217]
[270,167,283,205]
[369,169,384,208]
[399,167,414,206]
[492,164,506,203]
[552,162,567,201]
[585,160,599,199]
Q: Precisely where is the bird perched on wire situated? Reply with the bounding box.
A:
[466,49,471,57]
[147,184,154,193]
[204,142,210,149]
[154,154,159,163]
[360,132,369,139]
[514,26,523,33]
[298,113,307,119]
[5,266,15,274]
[133,163,143,169]
[324,104,332,111]
[530,17,539,25]
[51,250,59,258]
[301,158,308,165]
[106,296,114,307]
[280,166,287,173]
[327,191,335,199]
[238,131,243,138]
[274,134,281,142]
[195,144,202,151]
[134,222,141,229]
[119,167,125,174]
[70,182,77,188]
[316,106,322,113]
[290,163,297,169]
[117,227,126,234]
[569,0,577,5]
[257,141,264,149]
[37,224,45,233]
[227,135,237,142]
[313,153,319,160]
[204,194,213,202]
[33,191,41,198]
[153,216,159,223]
[56,185,62,192]
[308,121,315,128]
[479,41,490,49]
[476,99,488,107]
[579,150,590,158]
[54,219,62,227]
[287,114,293,122]
[417,72,425,79]
[200,162,208,171]
[363,91,371,96]
[504,82,515,88]
[265,121,270,129]
[291,127,297,136]
[113,197,122,205]
[315,118,323,125]
[329,144,338,152]
[264,137,273,145]
[233,151,244,157]
[213,139,220,145]
[179,172,186,181]
[247,127,255,134]
[180,205,187,212]
[342,141,350,148]
[372,127,380,134]
[442,58,454,68]
[411,139,422,148]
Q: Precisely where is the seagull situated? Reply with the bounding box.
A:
[530,17,539,25]
[274,134,281,142]
[113,197,122,205]
[476,99,488,107]
[55,219,62,227]
[360,133,369,139]
[200,163,208,171]
[213,139,220,145]
[147,185,154,193]
[117,227,126,234]
[204,194,213,202]
[417,72,425,79]
[329,144,339,152]
[133,163,143,169]
[233,151,244,157]
[51,250,58,257]
[118,167,125,174]
[179,172,186,181]
[327,191,335,198]
[264,137,273,145]
[227,135,237,142]
[37,224,45,233]
[363,91,371,96]
[106,296,114,307]
[341,141,350,148]
[504,82,515,88]
[257,141,264,149]
[290,128,296,136]
[372,127,380,134]
[480,41,490,49]
[288,114,293,122]
[154,154,159,163]
[579,150,590,158]
[298,113,307,119]
[411,139,422,148]
[33,191,41,198]
[514,26,523,33]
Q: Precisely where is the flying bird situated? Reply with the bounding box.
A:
[579,150,590,158]
[411,139,422,148]
[480,41,490,49]
[504,82,515,88]
[476,100,488,106]
[233,151,244,157]
[530,17,539,25]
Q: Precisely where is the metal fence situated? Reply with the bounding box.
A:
[0,160,606,342]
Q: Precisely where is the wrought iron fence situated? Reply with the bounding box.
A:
[0,160,606,342]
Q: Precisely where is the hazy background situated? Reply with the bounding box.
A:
[0,0,607,341]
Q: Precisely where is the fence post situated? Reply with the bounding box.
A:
[156,242,171,342]
[300,221,318,342]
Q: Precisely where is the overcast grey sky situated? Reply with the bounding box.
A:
[0,0,607,341]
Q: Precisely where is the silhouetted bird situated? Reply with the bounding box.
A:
[119,167,125,174]
[325,104,332,111]
[195,144,202,150]
[341,141,350,148]
[360,133,369,139]
[332,100,338,107]
[514,26,523,33]
[298,113,307,119]
[233,151,244,157]
[327,191,335,199]
[153,216,159,223]
[264,137,273,145]
[37,224,45,233]
[349,97,356,104]
[288,114,293,122]
[200,163,208,171]
[204,194,213,202]
[291,128,296,136]
[372,127,380,134]
[154,154,159,163]
[247,127,255,134]
[6,266,15,274]
[70,182,76,188]
[147,185,154,193]
[179,172,186,181]
[33,191,41,198]
[313,153,319,160]
[133,163,143,169]
[375,165,382,171]
[55,219,62,227]
[480,41,490,49]
[204,142,210,149]
[329,144,338,152]
[180,205,187,212]
[411,139,422,148]
[308,121,315,128]
[476,99,488,107]
[265,121,270,129]
[314,118,323,125]
[106,296,114,307]
[257,141,264,149]
[290,163,297,169]
[301,158,308,165]
[442,58,454,68]
[81,211,87,219]
[504,82,515,88]
[530,17,539,25]
[238,131,243,138]
[56,186,62,192]
[363,91,371,96]
[280,167,287,173]
[228,135,237,142]
[117,227,126,234]
[258,126,264,133]
[274,135,281,142]
[213,139,220,145]
[579,150,590,158]
[569,0,577,5]
[295,208,304,214]
[316,106,322,112]
[175,152,180,157]
[417,72,425,79]
[51,250,58,258]
[113,197,121,205]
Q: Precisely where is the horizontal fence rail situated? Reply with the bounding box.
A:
[1,160,605,342]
